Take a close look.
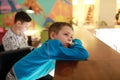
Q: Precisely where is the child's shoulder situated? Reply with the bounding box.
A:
[46,39,61,43]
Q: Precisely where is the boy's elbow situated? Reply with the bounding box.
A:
[79,51,89,60]
[82,53,89,60]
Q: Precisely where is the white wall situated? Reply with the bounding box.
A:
[73,0,117,27]
[98,0,116,27]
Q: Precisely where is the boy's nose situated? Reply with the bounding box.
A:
[67,38,72,42]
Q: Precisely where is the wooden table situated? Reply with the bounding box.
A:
[54,28,120,80]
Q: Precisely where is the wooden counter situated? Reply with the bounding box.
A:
[54,28,120,80]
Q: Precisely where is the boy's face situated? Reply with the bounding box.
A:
[16,21,31,32]
[51,26,73,47]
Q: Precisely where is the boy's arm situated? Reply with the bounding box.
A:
[64,39,89,60]
[37,39,89,60]
[2,36,16,51]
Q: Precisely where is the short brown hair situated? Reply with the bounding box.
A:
[14,11,32,23]
[48,22,73,39]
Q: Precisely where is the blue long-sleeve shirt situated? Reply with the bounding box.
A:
[13,39,89,80]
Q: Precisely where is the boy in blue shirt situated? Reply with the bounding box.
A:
[7,22,89,80]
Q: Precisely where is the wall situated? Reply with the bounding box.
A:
[73,0,117,28]
[98,0,116,27]
[0,0,72,41]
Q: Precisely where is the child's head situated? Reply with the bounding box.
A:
[48,22,73,47]
[13,11,32,32]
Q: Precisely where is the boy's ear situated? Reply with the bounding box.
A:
[16,21,21,25]
[50,32,56,39]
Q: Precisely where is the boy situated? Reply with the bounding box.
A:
[4,11,52,80]
[115,9,120,25]
[2,11,32,51]
[8,22,89,80]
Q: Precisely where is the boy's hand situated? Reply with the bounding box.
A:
[67,39,80,48]
[64,39,82,48]
[72,39,82,45]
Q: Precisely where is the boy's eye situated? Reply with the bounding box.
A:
[64,33,68,36]
[64,33,73,39]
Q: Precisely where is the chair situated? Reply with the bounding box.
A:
[0,47,31,80]
[0,43,4,52]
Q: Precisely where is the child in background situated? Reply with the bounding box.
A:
[115,9,120,25]
[3,11,52,80]
[7,22,89,80]
[2,11,32,51]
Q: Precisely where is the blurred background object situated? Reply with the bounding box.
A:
[0,0,22,14]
